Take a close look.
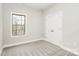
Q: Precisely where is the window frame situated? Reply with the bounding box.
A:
[11,13,26,37]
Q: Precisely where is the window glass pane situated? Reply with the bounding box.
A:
[17,30,21,35]
[17,20,21,25]
[21,26,24,31]
[17,16,21,25]
[22,20,24,25]
[21,16,24,21]
[16,25,21,35]
[16,16,21,21]
[17,25,21,31]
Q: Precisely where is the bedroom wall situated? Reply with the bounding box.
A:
[63,3,79,55]
[3,3,44,45]
[0,3,3,54]
[44,3,79,55]
[44,4,63,46]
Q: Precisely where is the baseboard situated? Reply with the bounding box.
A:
[44,39,79,56]
[3,38,43,48]
[0,48,3,56]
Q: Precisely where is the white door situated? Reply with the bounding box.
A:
[45,11,63,45]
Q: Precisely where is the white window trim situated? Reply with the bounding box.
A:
[10,12,27,37]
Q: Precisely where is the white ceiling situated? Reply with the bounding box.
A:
[25,3,54,10]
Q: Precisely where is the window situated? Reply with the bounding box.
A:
[12,14,25,36]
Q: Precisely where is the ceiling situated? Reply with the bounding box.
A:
[25,3,54,11]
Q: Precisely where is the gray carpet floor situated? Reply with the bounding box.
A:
[1,40,77,56]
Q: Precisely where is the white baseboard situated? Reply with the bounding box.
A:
[3,38,43,48]
[44,39,79,56]
[0,48,3,56]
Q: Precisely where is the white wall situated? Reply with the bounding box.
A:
[0,3,3,54]
[44,4,63,46]
[44,3,79,55]
[63,3,79,55]
[3,3,44,45]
